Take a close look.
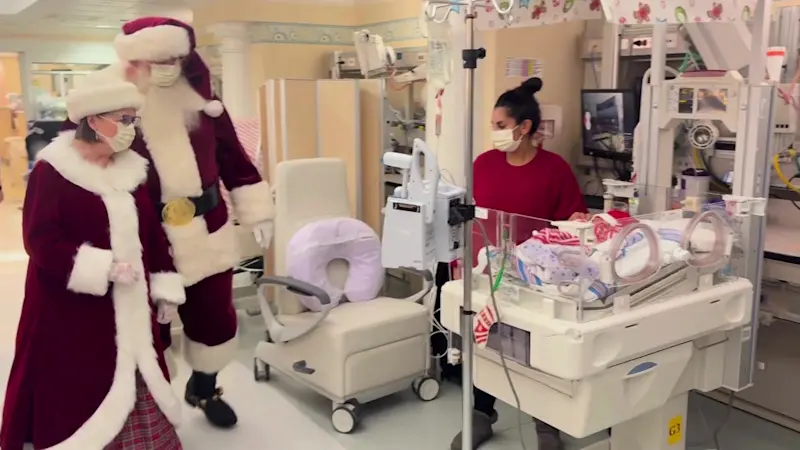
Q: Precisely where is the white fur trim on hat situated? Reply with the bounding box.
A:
[66,75,143,123]
[204,100,224,118]
[115,25,191,62]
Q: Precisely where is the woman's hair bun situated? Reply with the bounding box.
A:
[518,77,543,95]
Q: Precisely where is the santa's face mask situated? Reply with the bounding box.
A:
[150,63,182,87]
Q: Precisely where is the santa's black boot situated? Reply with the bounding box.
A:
[185,371,238,428]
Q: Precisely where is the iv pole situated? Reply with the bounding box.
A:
[424,1,514,449]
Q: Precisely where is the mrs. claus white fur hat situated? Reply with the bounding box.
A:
[66,69,143,124]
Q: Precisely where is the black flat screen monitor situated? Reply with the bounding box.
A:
[581,89,638,161]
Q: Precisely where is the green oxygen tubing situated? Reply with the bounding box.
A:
[491,228,510,293]
[678,50,703,73]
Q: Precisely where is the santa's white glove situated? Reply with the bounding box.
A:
[252,220,274,249]
[157,301,180,325]
[109,262,141,285]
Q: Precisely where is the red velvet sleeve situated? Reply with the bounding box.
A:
[213,101,262,191]
[138,190,185,305]
[213,99,274,225]
[553,158,588,220]
[24,163,113,296]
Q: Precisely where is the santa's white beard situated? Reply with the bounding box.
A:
[137,74,207,200]
[138,75,204,132]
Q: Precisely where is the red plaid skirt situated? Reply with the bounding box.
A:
[104,374,182,450]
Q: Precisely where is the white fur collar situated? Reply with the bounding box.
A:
[37,131,149,196]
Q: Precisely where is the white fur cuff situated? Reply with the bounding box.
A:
[230,181,274,226]
[149,272,186,305]
[114,25,191,63]
[67,244,114,296]
[184,334,238,374]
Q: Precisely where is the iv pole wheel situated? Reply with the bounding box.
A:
[331,405,358,434]
[412,376,440,401]
[253,357,270,382]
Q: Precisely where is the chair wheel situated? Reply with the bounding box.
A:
[412,376,440,402]
[253,358,270,382]
[246,307,262,316]
[331,405,358,433]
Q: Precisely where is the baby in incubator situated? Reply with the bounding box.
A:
[515,228,600,284]
[486,209,725,301]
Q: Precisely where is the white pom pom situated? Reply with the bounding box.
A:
[204,100,224,118]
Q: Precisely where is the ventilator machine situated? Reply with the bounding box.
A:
[382,138,466,271]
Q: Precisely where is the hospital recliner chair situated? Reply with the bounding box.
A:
[253,158,440,433]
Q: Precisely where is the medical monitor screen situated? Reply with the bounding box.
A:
[581,90,637,161]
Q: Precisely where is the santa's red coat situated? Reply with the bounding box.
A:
[0,132,185,450]
[132,81,272,288]
[129,79,273,373]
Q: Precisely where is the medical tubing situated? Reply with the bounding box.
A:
[491,227,510,293]
[680,210,729,268]
[476,219,528,450]
[610,223,661,284]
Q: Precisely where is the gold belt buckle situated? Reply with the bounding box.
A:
[162,198,196,226]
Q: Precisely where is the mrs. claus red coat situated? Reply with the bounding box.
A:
[0,131,185,450]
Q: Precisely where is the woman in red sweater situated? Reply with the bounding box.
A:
[450,77,588,450]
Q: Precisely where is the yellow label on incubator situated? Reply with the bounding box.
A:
[667,416,683,445]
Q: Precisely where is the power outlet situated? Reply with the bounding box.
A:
[632,38,652,49]
[665,34,678,48]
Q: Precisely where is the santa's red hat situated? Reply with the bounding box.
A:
[115,17,223,118]
[115,17,194,63]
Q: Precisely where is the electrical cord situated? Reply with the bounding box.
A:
[712,390,736,450]
[773,148,800,194]
[475,218,528,450]
[770,173,800,212]
[694,147,731,192]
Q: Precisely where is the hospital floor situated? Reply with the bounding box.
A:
[1,202,800,450]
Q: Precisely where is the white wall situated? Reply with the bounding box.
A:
[0,38,116,117]
[0,38,116,64]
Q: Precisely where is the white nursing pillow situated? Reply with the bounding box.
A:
[286,217,384,312]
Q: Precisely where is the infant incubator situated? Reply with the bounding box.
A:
[440,185,765,450]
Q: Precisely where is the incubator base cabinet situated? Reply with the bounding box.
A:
[440,195,763,450]
[253,158,440,434]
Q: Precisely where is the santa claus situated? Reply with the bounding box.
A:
[112,17,275,428]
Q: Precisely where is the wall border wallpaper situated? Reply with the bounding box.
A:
[196,17,426,93]
[249,17,423,46]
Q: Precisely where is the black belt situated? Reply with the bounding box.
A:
[158,183,220,225]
